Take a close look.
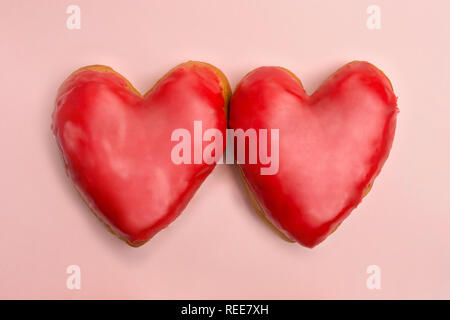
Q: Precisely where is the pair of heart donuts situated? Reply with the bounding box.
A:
[52,61,398,248]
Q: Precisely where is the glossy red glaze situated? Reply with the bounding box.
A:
[229,61,398,248]
[52,63,228,246]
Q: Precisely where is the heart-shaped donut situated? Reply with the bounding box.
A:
[229,61,398,248]
[52,61,230,246]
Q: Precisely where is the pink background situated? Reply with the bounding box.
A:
[0,0,449,299]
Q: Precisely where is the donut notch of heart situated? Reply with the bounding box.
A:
[52,61,231,247]
[229,61,398,248]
